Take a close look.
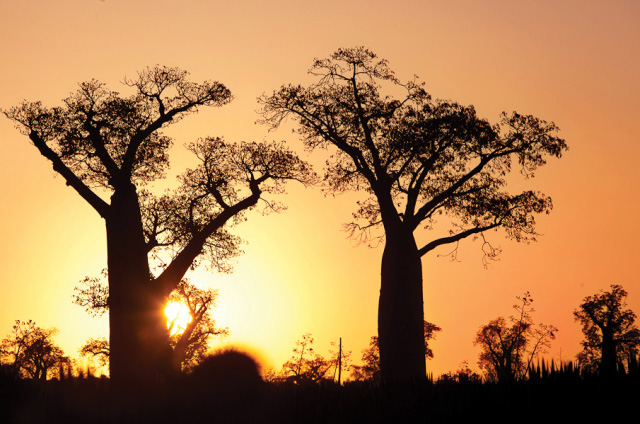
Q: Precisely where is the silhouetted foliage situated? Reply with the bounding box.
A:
[72,269,109,317]
[279,333,333,384]
[4,66,315,386]
[573,284,640,377]
[423,320,442,360]
[438,360,482,383]
[474,292,557,383]
[180,348,264,423]
[1,355,638,424]
[259,46,567,382]
[0,320,65,381]
[351,320,441,381]
[350,336,381,382]
[188,347,262,385]
[166,280,229,372]
[328,338,352,384]
[78,337,110,376]
[269,334,354,385]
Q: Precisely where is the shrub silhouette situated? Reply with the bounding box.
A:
[181,348,264,422]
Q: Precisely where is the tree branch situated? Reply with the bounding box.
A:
[418,222,501,257]
[153,187,262,298]
[28,132,110,218]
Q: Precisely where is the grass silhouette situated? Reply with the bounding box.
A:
[1,357,639,423]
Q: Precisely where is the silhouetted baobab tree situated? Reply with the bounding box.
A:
[4,67,315,387]
[574,284,640,377]
[259,47,567,383]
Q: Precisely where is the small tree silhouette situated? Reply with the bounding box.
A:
[474,292,557,383]
[280,333,332,384]
[0,320,65,381]
[79,336,110,376]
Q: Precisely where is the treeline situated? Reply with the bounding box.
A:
[265,285,640,387]
[5,285,637,423]
[2,284,639,386]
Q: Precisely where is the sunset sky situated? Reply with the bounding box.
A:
[0,0,638,377]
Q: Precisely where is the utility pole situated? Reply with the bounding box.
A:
[338,337,342,385]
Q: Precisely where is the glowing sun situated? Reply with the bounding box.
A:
[165,301,192,336]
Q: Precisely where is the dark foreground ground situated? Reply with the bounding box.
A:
[1,372,638,424]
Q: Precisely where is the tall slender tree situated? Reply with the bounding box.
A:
[259,47,567,382]
[4,66,315,386]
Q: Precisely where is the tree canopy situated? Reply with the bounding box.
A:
[259,47,567,254]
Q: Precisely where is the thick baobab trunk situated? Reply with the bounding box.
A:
[600,328,617,378]
[378,227,426,383]
[106,185,173,387]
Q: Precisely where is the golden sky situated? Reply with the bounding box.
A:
[0,0,639,376]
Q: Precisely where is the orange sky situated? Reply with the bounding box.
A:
[1,0,639,377]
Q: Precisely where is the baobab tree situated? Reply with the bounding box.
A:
[259,47,567,382]
[574,284,640,377]
[4,66,315,386]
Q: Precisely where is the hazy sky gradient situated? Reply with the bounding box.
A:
[1,0,638,376]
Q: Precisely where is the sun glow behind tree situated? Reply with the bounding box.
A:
[165,301,193,336]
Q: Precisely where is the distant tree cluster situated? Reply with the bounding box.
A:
[268,333,351,385]
[438,360,482,383]
[79,336,110,376]
[2,284,640,386]
[166,280,229,372]
[266,321,441,385]
[470,286,640,383]
[0,320,65,381]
